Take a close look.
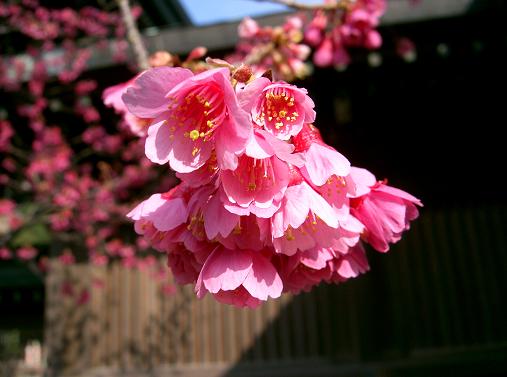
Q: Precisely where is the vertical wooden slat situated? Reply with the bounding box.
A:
[448,208,477,344]
[291,295,306,358]
[485,206,507,340]
[279,293,292,360]
[302,292,318,357]
[384,241,408,357]
[89,266,107,366]
[121,266,130,369]
[473,206,499,343]
[418,213,449,346]
[315,285,333,359]
[249,305,262,361]
[204,297,212,363]
[434,210,466,345]
[263,300,279,361]
[461,208,493,344]
[406,216,431,346]
[139,265,148,366]
[190,286,198,364]
[226,300,237,362]
[216,300,225,362]
[239,304,251,361]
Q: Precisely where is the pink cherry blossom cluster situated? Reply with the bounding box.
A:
[227,0,386,80]
[121,65,422,308]
[227,16,312,82]
[305,0,386,68]
[0,0,138,89]
[0,0,135,41]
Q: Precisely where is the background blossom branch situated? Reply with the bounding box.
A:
[116,0,150,70]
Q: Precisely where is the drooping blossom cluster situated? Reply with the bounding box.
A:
[122,65,422,308]
[227,16,312,82]
[227,0,387,80]
[304,0,386,68]
[0,1,176,301]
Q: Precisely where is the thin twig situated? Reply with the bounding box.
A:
[254,0,352,11]
[245,42,275,66]
[116,0,150,70]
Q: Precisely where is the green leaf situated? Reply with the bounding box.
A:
[10,223,51,247]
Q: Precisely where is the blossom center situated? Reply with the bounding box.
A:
[257,88,299,134]
[167,83,225,155]
[234,156,275,192]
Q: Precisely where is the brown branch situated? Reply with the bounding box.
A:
[254,0,352,11]
[116,0,150,70]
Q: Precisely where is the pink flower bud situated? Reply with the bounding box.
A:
[365,30,382,49]
[238,17,259,38]
[314,37,334,67]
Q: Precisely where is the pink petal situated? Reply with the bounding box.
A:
[304,182,339,228]
[204,194,239,239]
[348,167,376,197]
[149,198,188,232]
[303,143,350,186]
[376,184,422,206]
[213,287,262,308]
[214,117,250,171]
[280,184,311,231]
[237,77,270,112]
[127,193,166,220]
[259,130,305,167]
[245,129,274,160]
[300,247,334,269]
[123,67,193,118]
[145,117,172,165]
[200,247,253,293]
[243,252,283,300]
[168,128,213,173]
[337,244,370,278]
[103,80,131,113]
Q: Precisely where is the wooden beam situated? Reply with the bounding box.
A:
[5,0,491,80]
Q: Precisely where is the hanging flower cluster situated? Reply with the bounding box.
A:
[227,0,387,80]
[121,65,422,308]
[227,16,312,82]
[305,0,386,68]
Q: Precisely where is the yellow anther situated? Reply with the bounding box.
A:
[206,120,214,128]
[279,110,287,117]
[192,147,199,156]
[189,130,200,140]
[275,122,284,129]
[204,101,211,108]
[285,228,295,241]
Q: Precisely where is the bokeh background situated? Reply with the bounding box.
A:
[1,0,506,376]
